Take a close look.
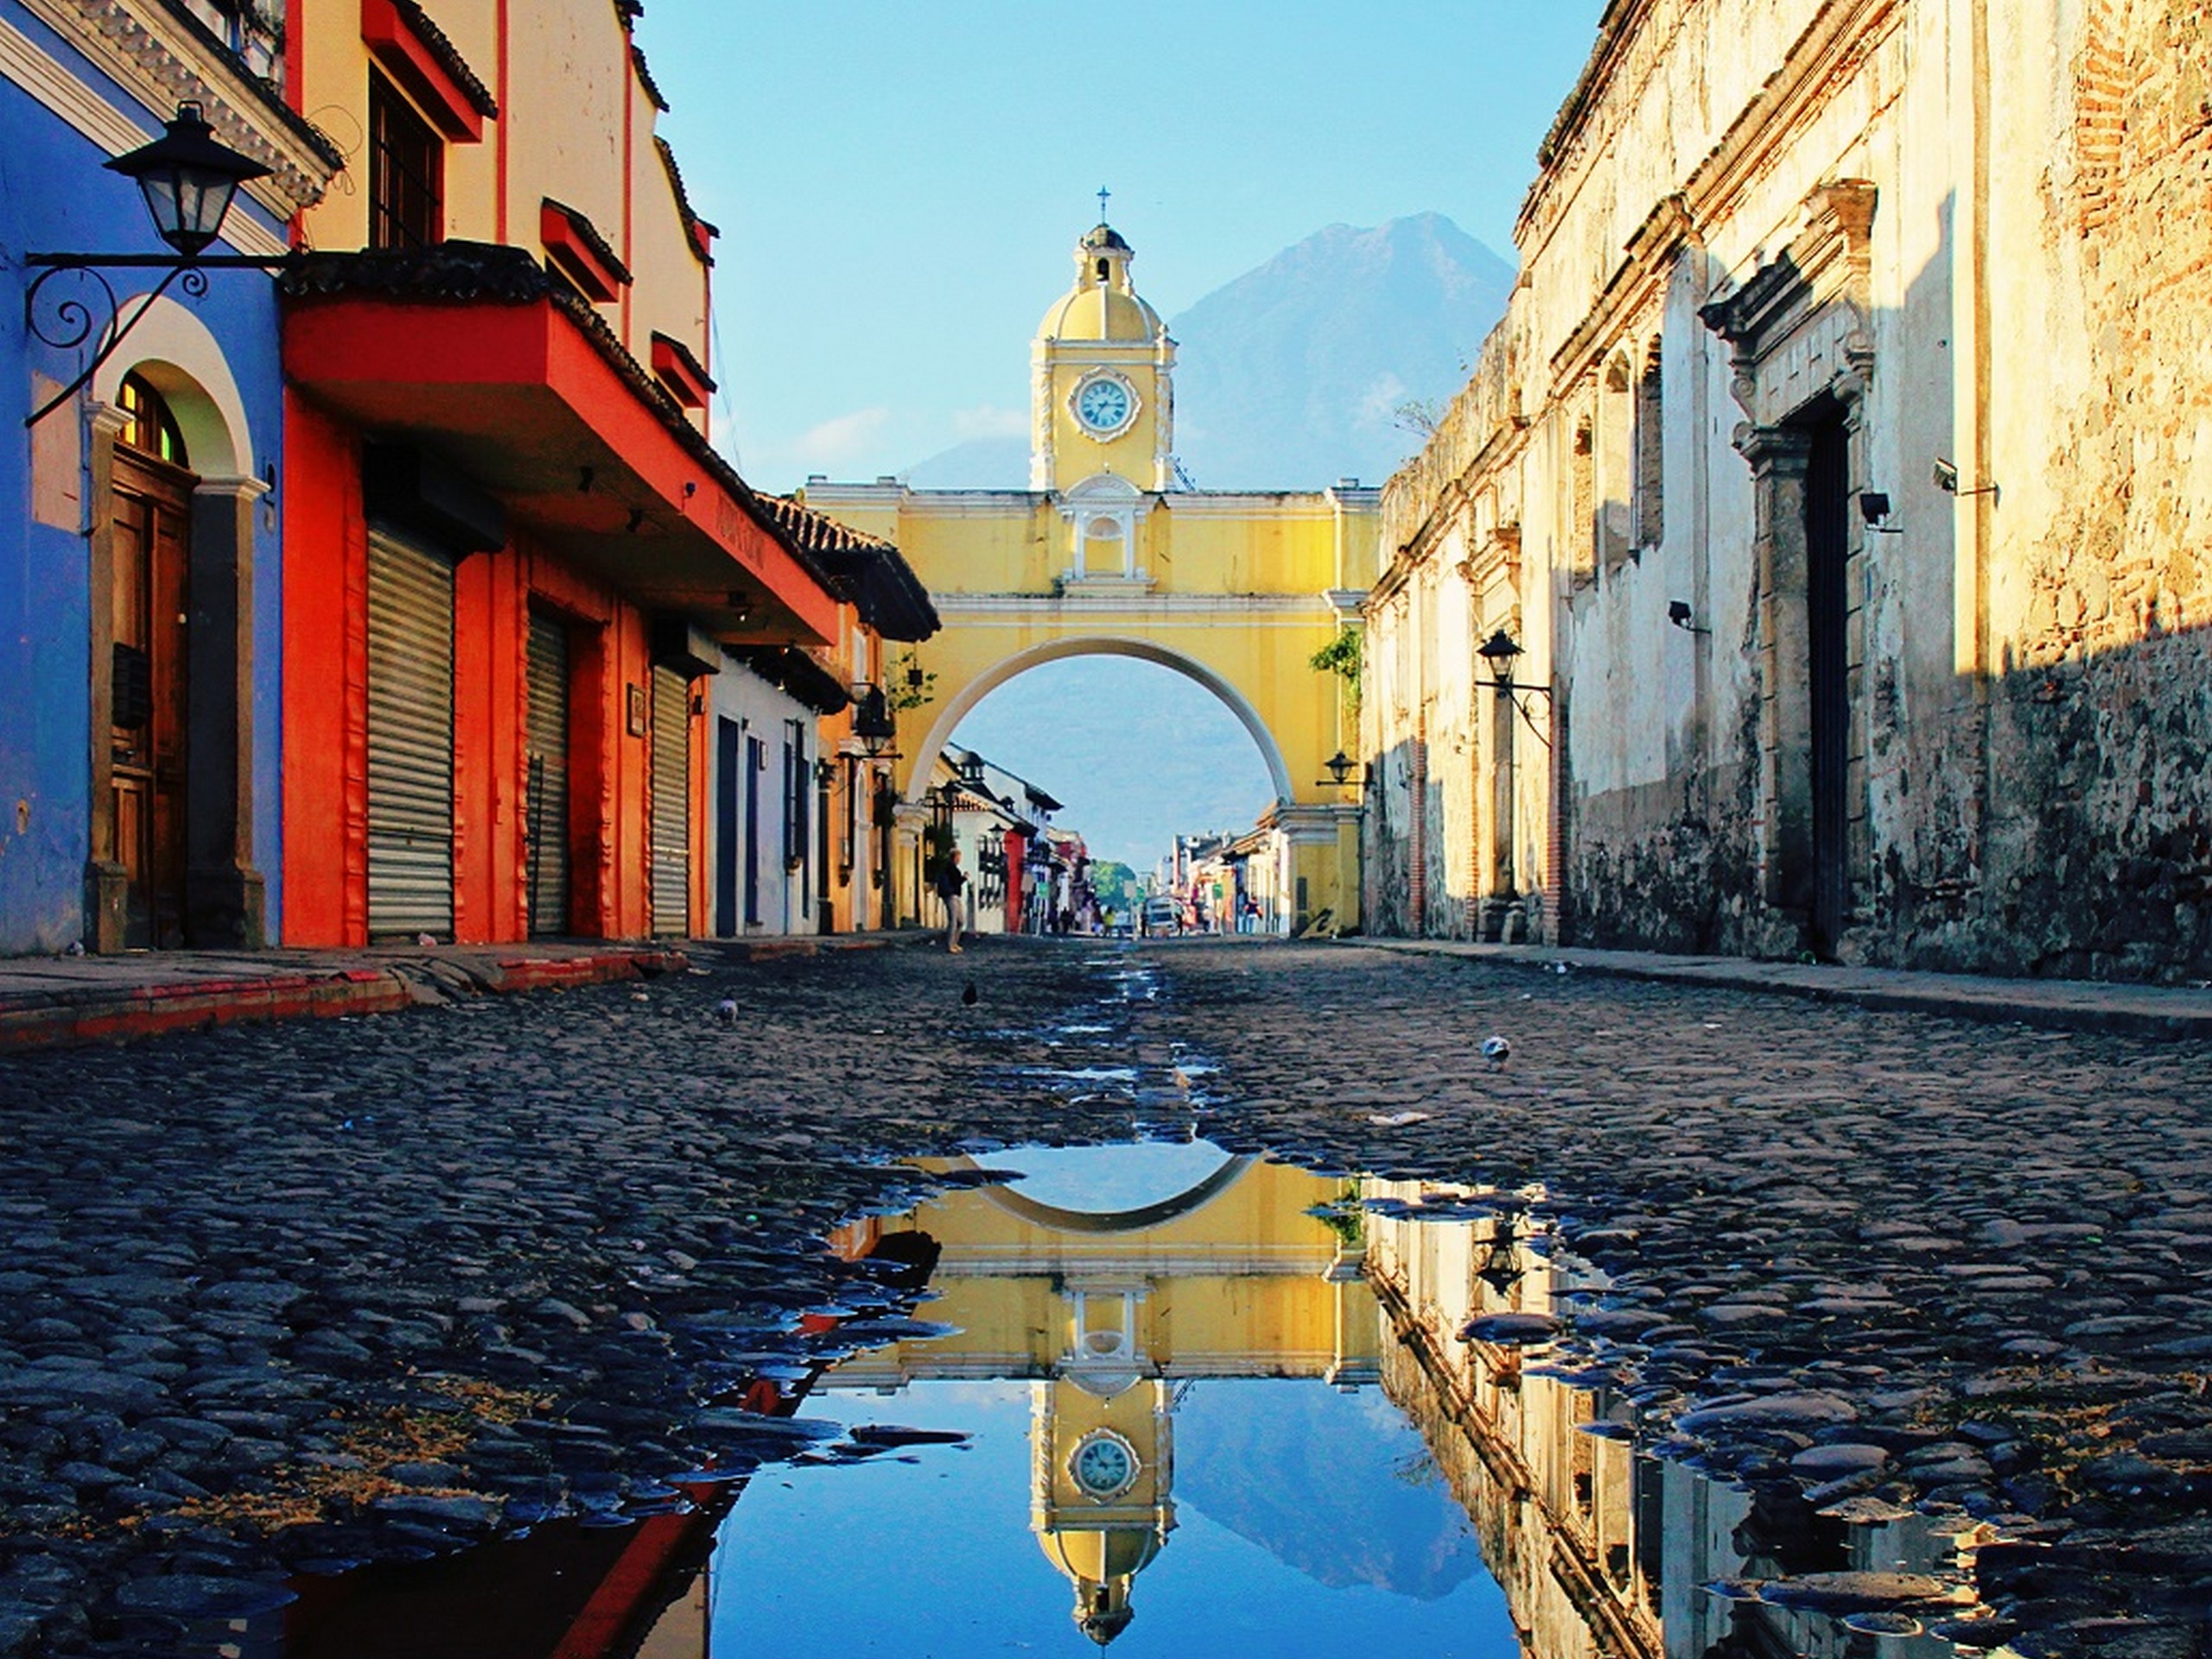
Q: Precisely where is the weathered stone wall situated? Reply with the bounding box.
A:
[1369,0,2210,978]
[1972,0,2212,976]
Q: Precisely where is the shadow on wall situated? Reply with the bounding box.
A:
[1565,206,1979,966]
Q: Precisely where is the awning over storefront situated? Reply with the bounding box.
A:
[283,243,838,646]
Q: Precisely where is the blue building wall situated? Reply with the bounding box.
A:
[1,0,290,950]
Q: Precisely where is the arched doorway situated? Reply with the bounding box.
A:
[87,308,264,952]
[107,373,195,948]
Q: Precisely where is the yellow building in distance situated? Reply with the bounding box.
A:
[800,221,1380,931]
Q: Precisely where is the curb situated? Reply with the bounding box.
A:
[0,947,686,1053]
[1344,938,2212,1040]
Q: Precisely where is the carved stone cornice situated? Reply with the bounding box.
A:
[1681,0,1903,235]
[1456,523,1522,589]
[1732,421,1815,474]
[1700,178,1878,419]
[1549,191,1699,387]
[19,0,340,219]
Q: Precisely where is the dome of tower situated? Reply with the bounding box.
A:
[1037,223,1164,343]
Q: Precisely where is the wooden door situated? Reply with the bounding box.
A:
[1805,412,1852,957]
[744,734,764,927]
[111,453,193,950]
[715,717,741,937]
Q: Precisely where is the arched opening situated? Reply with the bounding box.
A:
[83,312,265,951]
[910,638,1294,937]
[912,638,1294,805]
[107,373,198,948]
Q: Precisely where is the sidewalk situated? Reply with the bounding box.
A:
[0,930,936,1052]
[0,941,689,1052]
[1350,937,2212,1039]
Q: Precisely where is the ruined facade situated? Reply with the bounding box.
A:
[1367,0,2212,979]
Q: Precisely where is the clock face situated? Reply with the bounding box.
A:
[1071,1432,1138,1497]
[1076,377,1134,435]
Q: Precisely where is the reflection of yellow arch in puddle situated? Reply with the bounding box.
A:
[947,1149,1257,1236]
[829,1154,1380,1649]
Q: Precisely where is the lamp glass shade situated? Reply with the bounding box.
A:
[106,103,270,257]
[851,685,895,746]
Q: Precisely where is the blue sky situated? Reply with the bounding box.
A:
[639,2,1608,490]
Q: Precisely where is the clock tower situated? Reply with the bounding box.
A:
[1032,220,1178,497]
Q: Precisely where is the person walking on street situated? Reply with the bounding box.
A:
[935,848,968,952]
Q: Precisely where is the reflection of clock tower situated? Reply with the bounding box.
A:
[1030,1281,1175,1646]
[1033,219,1179,583]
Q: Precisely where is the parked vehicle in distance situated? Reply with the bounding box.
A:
[1140,896,1179,936]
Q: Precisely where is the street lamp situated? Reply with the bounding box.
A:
[114,101,271,257]
[1316,747,1364,798]
[1476,628,1554,698]
[25,101,291,428]
[850,683,897,756]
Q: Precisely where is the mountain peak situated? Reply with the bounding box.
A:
[906,213,1514,491]
[1166,214,1511,490]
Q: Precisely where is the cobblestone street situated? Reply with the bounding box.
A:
[1,939,2208,1655]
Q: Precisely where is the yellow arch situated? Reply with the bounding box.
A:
[910,635,1296,807]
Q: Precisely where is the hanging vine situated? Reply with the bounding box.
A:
[1309,627,1363,722]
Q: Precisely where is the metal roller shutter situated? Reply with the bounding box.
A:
[365,531,454,940]
[526,612,571,938]
[651,666,690,937]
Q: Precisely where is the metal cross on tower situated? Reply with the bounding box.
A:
[1097,187,1110,221]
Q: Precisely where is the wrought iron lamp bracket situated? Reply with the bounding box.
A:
[22,251,296,429]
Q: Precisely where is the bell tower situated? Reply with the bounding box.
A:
[1031,216,1178,495]
[1029,1280,1176,1646]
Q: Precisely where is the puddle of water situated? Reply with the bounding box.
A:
[714,1377,1512,1657]
[253,1142,1998,1659]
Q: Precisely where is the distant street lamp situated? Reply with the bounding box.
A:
[1477,629,1553,700]
[850,683,898,756]
[1316,747,1365,801]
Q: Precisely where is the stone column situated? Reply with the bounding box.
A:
[892,804,928,928]
[1274,804,1360,935]
[185,475,270,947]
[1735,423,1815,914]
[83,404,130,955]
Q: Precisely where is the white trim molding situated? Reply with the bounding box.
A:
[16,0,338,221]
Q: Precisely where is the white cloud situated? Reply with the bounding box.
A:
[791,406,892,469]
[1352,372,1408,429]
[951,404,1029,441]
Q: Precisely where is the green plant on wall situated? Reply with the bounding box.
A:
[889,653,937,713]
[1309,626,1362,722]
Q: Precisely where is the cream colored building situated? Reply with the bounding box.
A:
[1369,0,2212,979]
[802,225,1377,932]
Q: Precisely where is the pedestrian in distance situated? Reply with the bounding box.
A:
[936,848,968,953]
